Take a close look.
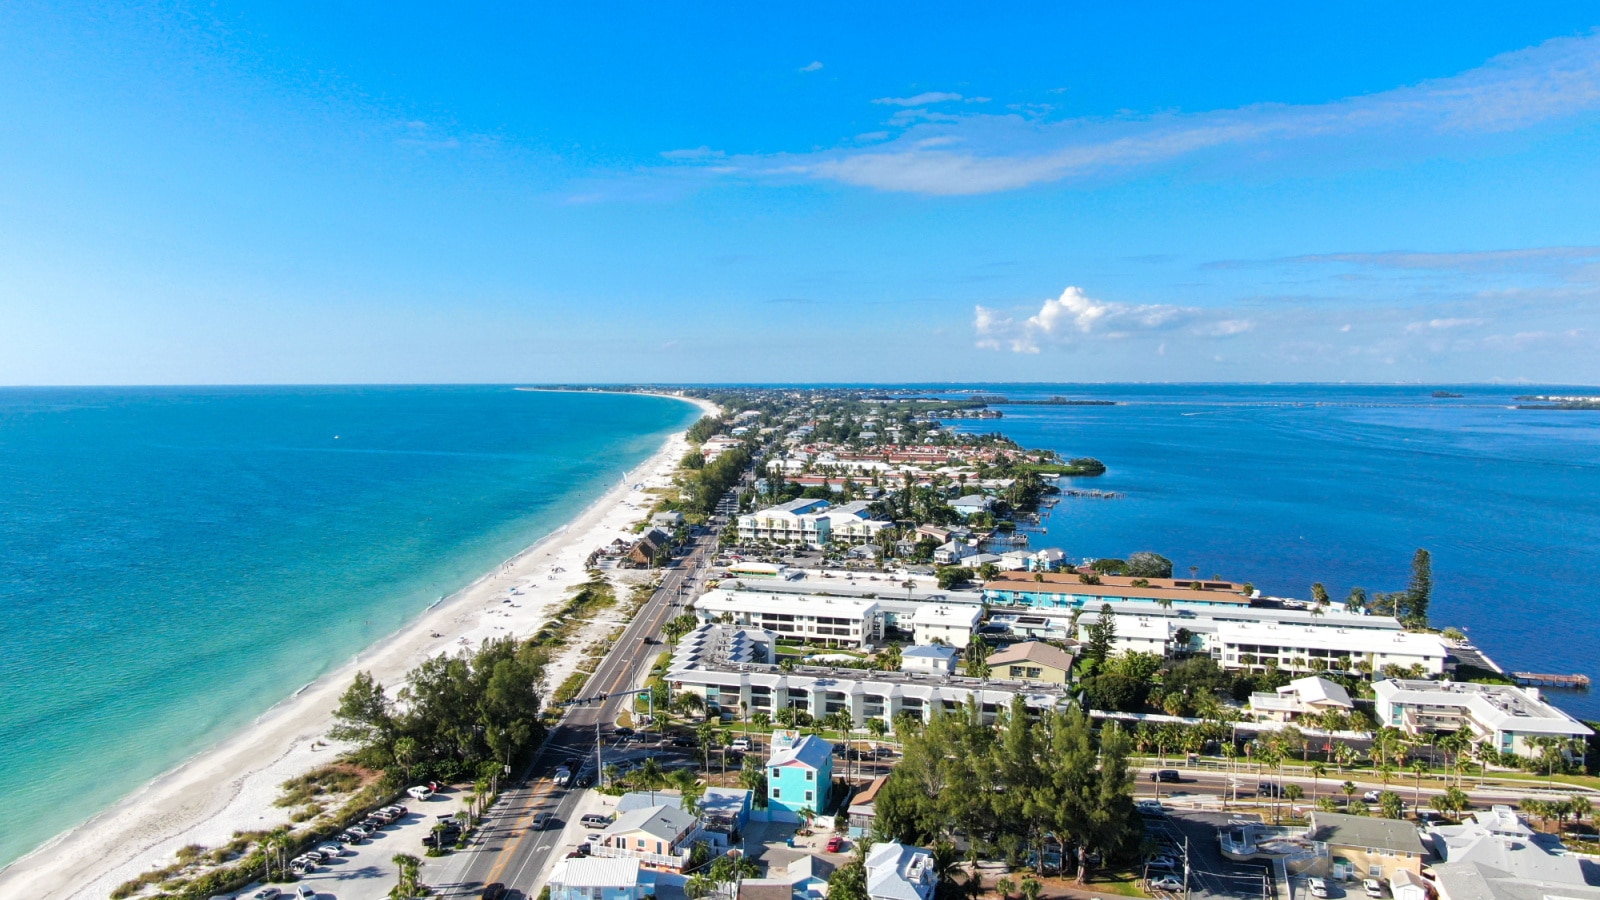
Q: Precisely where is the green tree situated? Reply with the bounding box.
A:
[1341,780,1357,811]
[965,636,991,679]
[828,861,869,900]
[391,853,422,899]
[1406,549,1433,627]
[638,757,666,803]
[1311,583,1330,606]
[1126,552,1173,578]
[1379,791,1404,820]
[1344,587,1368,614]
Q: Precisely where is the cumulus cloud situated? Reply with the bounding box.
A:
[686,30,1600,195]
[872,91,965,106]
[974,286,1215,352]
[798,61,824,73]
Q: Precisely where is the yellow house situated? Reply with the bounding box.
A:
[986,641,1076,684]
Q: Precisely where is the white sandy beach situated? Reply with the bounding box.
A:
[0,394,718,900]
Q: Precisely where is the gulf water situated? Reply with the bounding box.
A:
[942,384,1600,722]
[0,386,697,869]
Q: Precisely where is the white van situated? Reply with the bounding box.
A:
[407,785,433,800]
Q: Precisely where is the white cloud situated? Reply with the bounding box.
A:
[872,91,965,107]
[1405,317,1487,332]
[798,61,824,73]
[713,30,1600,195]
[974,286,1199,352]
[661,146,726,160]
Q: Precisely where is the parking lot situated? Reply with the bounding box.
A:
[1143,808,1280,900]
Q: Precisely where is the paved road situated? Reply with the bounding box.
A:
[1133,765,1577,812]
[424,506,730,898]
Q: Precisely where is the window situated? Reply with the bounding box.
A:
[772,788,781,799]
[806,791,814,801]
[1025,667,1042,678]
[805,771,814,781]
[637,838,646,849]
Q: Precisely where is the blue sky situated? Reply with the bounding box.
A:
[4,3,1600,384]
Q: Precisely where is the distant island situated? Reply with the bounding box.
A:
[967,394,1119,406]
[1515,394,1600,410]
[1432,390,1463,398]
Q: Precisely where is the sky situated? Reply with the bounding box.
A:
[4,2,1600,385]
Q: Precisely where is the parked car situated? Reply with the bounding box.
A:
[825,836,845,853]
[567,843,592,858]
[295,886,317,900]
[1137,800,1166,816]
[251,889,283,900]
[407,785,434,800]
[1364,879,1386,898]
[581,813,614,828]
[1309,878,1329,898]
[1151,876,1184,892]
[317,843,345,857]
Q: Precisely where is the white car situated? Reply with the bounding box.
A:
[407,785,434,800]
[729,738,751,751]
[252,889,283,900]
[1150,876,1184,892]
[1364,879,1387,898]
[1309,878,1329,898]
[296,886,317,900]
[317,843,345,857]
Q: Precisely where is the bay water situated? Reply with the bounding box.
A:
[944,383,1600,722]
[0,386,696,869]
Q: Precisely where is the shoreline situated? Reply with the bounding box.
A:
[0,393,717,900]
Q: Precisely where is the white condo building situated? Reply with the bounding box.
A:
[1373,679,1592,758]
[736,498,890,548]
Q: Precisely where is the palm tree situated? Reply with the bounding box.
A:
[1341,780,1357,812]
[639,757,666,803]
[1310,762,1327,801]
[391,853,422,899]
[1410,759,1429,808]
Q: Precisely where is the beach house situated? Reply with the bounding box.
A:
[909,605,981,647]
[594,804,704,871]
[767,734,833,821]
[865,842,938,900]
[1249,676,1355,722]
[899,645,959,675]
[547,858,655,900]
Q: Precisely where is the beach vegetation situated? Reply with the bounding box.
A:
[686,415,726,445]
[332,635,549,783]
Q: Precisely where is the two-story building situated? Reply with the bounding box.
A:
[866,842,938,900]
[768,734,833,822]
[594,804,704,871]
[985,641,1076,684]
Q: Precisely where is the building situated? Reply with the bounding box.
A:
[736,498,890,548]
[1307,811,1428,882]
[1217,622,1449,676]
[624,529,674,568]
[848,776,889,838]
[951,495,994,518]
[699,787,753,835]
[1249,676,1355,722]
[737,498,832,546]
[768,735,833,821]
[910,605,982,647]
[668,624,1074,733]
[984,572,1253,610]
[594,804,705,870]
[932,541,976,566]
[650,511,685,529]
[693,589,883,647]
[1428,806,1600,900]
[738,856,835,900]
[1372,679,1593,759]
[900,645,959,675]
[985,641,1076,684]
[865,842,938,900]
[547,857,655,900]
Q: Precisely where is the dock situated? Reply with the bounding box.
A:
[1513,672,1591,689]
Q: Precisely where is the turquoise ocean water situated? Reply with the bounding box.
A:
[0,387,697,869]
[938,383,1600,723]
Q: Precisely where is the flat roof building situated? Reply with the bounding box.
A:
[1373,679,1592,758]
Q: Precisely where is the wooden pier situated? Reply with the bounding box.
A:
[1512,672,1591,689]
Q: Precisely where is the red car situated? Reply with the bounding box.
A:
[825,836,845,853]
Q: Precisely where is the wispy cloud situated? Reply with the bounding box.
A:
[696,30,1600,195]
[871,91,965,106]
[798,61,824,73]
[1289,246,1600,272]
[661,146,726,160]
